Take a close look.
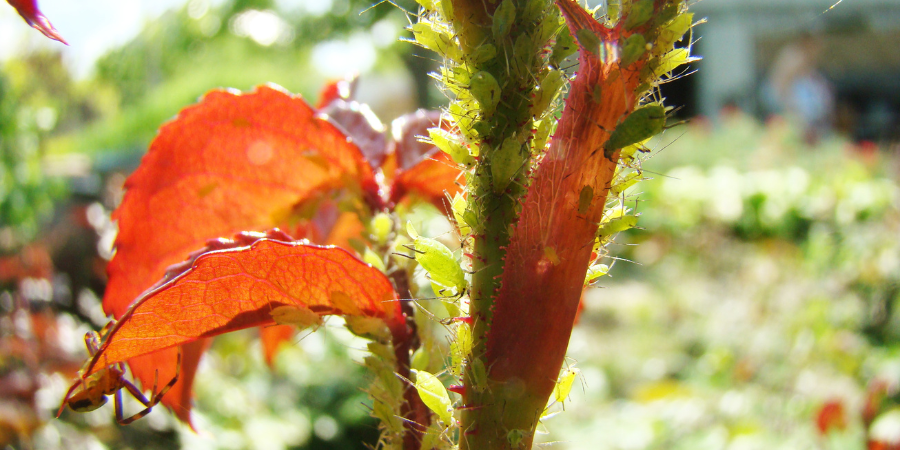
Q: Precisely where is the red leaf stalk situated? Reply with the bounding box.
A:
[463,1,664,447]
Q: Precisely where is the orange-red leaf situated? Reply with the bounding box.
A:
[105,85,378,320]
[388,110,463,213]
[6,0,67,44]
[316,77,356,109]
[259,206,366,366]
[320,99,390,170]
[816,399,847,435]
[260,325,296,366]
[86,233,402,378]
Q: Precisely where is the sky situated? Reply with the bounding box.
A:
[0,0,194,77]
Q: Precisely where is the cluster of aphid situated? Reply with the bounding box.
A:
[386,0,699,447]
[371,3,575,447]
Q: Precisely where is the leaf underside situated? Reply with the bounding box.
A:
[87,235,401,379]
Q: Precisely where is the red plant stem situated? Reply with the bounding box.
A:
[461,1,651,447]
[388,268,429,449]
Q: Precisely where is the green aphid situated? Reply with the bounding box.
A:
[411,347,430,371]
[469,71,501,115]
[372,400,404,435]
[429,128,474,167]
[652,4,679,29]
[611,172,642,196]
[468,43,497,65]
[469,358,488,393]
[531,69,565,116]
[523,0,550,24]
[624,0,654,30]
[620,33,648,67]
[450,193,471,236]
[606,0,622,25]
[407,222,466,297]
[575,28,601,56]
[448,103,476,141]
[653,48,692,78]
[535,11,560,46]
[450,322,473,376]
[552,368,579,404]
[532,119,553,154]
[507,429,529,448]
[414,0,434,10]
[513,33,535,75]
[362,247,386,272]
[655,13,694,55]
[492,0,516,40]
[462,210,479,234]
[491,136,525,194]
[550,24,576,67]
[439,0,453,19]
[367,342,395,363]
[419,424,445,450]
[585,264,609,284]
[471,120,492,138]
[411,22,458,61]
[597,215,638,237]
[413,370,452,425]
[370,212,392,244]
[578,185,593,215]
[592,84,603,104]
[603,103,666,159]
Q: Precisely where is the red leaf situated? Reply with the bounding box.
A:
[105,85,378,320]
[260,325,296,366]
[316,77,356,109]
[388,110,463,213]
[85,233,403,379]
[6,0,67,44]
[320,99,390,169]
[816,399,847,435]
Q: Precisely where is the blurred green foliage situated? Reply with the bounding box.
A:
[52,0,421,158]
[0,57,68,251]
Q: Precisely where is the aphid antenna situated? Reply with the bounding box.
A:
[659,66,698,85]
[605,254,640,267]
[412,298,464,330]
[410,51,446,66]
[288,318,333,346]
[391,251,416,260]
[821,0,844,14]
[393,413,431,433]
[629,165,673,181]
[445,105,482,122]
[361,0,419,24]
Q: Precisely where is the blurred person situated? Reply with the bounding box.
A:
[762,33,835,145]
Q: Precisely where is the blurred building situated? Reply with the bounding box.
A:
[666,0,900,142]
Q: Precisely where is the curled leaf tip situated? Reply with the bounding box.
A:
[7,0,68,44]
